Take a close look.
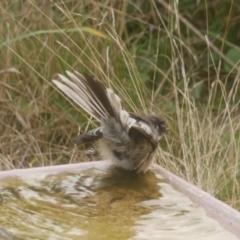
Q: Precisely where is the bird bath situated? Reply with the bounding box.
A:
[0,161,239,240]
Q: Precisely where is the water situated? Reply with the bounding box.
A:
[0,166,238,240]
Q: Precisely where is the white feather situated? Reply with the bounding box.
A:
[53,71,136,132]
[106,88,136,131]
[134,121,152,135]
[71,71,109,117]
[53,79,101,121]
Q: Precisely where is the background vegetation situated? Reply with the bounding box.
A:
[0,0,239,210]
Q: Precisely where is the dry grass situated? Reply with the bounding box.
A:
[0,0,239,209]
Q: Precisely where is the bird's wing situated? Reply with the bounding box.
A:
[72,127,103,146]
[129,113,158,149]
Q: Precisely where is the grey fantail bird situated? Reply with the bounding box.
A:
[53,71,168,173]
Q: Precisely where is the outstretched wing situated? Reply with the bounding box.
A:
[73,127,103,146]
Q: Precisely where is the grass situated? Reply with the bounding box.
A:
[0,0,239,210]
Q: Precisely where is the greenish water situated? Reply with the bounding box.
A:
[0,167,238,240]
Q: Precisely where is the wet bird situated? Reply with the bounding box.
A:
[53,71,168,173]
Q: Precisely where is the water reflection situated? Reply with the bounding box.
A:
[0,167,237,240]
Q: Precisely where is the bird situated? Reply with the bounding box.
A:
[53,71,168,173]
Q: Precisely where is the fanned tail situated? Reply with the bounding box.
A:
[53,71,135,131]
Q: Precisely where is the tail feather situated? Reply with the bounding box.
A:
[53,71,136,131]
[53,75,100,119]
[79,73,117,119]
